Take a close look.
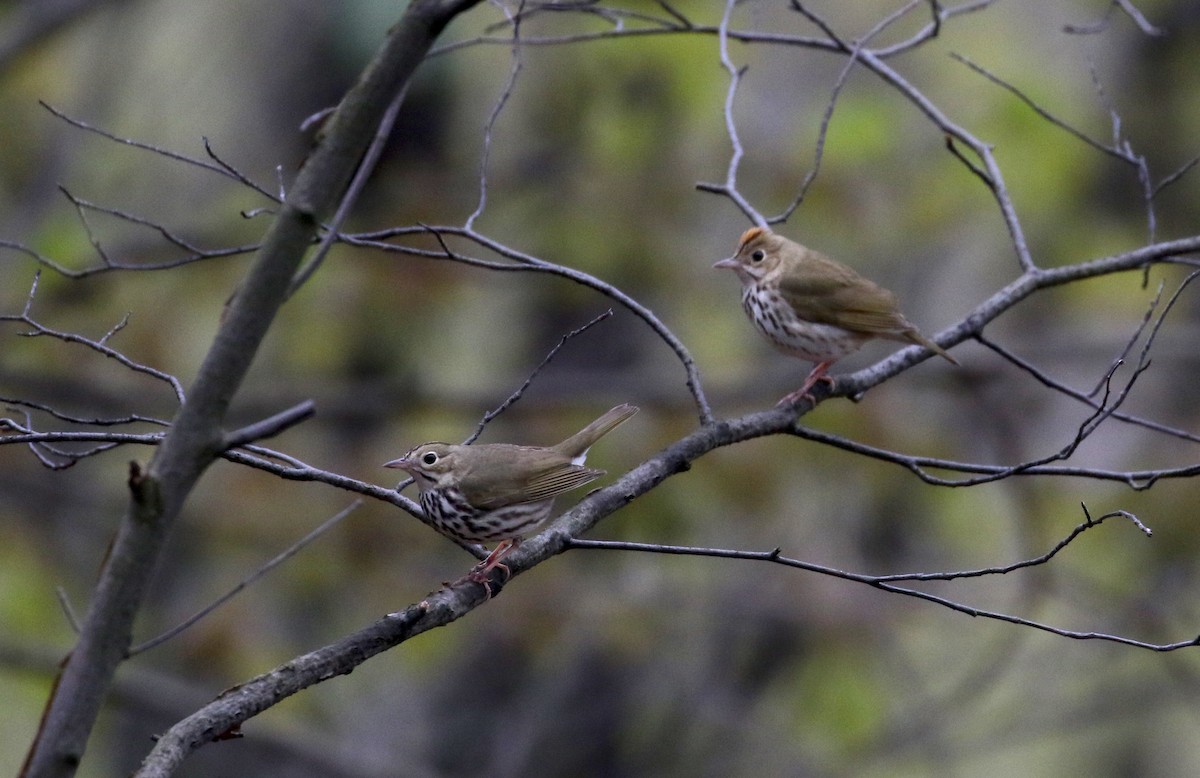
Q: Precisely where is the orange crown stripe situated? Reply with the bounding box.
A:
[738,226,766,249]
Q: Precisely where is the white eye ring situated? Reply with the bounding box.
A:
[751,249,765,263]
[421,452,439,466]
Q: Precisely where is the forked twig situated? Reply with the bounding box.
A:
[563,506,1185,651]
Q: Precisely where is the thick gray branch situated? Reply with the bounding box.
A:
[20,2,482,776]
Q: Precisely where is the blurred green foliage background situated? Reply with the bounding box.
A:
[3,1,1200,775]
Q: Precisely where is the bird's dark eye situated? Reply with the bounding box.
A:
[421,452,439,466]
[751,250,765,263]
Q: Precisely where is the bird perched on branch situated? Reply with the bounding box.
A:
[384,404,638,587]
[714,226,957,405]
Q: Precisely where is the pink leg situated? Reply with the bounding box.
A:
[777,361,834,407]
[465,538,520,597]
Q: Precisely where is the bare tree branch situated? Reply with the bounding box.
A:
[768,0,931,223]
[128,501,361,656]
[950,52,1188,241]
[465,0,525,231]
[286,84,411,298]
[221,401,317,451]
[563,506,1189,652]
[695,0,768,228]
[20,2,486,775]
[3,273,186,403]
[463,309,614,446]
[39,102,264,190]
[1064,0,1165,36]
[6,3,1200,774]
[354,224,715,422]
[134,596,456,777]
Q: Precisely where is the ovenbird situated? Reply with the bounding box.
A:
[714,227,957,405]
[384,404,638,582]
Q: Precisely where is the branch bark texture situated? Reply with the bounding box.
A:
[21,2,482,776]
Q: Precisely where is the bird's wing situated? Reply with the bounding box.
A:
[459,446,605,509]
[776,252,910,336]
[472,465,604,509]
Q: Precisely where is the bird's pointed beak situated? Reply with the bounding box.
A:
[383,456,412,471]
[713,256,739,270]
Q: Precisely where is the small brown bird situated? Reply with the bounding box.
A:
[384,404,638,584]
[714,227,957,405]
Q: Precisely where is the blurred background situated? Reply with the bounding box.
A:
[3,0,1200,775]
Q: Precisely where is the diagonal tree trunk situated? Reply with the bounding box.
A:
[20,2,482,776]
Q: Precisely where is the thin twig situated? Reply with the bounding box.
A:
[202,137,279,202]
[1063,0,1165,36]
[40,101,232,179]
[222,400,317,451]
[463,309,614,445]
[698,0,768,227]
[466,0,525,230]
[567,503,1149,583]
[772,1,922,223]
[1154,156,1200,197]
[375,224,713,422]
[3,274,187,403]
[56,587,82,634]
[0,396,170,428]
[287,84,412,297]
[563,504,1187,652]
[979,335,1200,445]
[129,502,361,655]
